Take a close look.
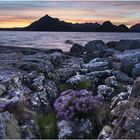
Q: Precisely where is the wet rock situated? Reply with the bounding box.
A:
[0,111,21,139]
[132,63,140,78]
[84,40,107,52]
[112,70,134,85]
[65,40,74,44]
[70,43,84,56]
[97,85,114,99]
[83,58,109,72]
[58,119,93,139]
[106,41,118,48]
[115,40,140,51]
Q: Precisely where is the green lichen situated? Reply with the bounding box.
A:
[37,113,57,139]
[59,83,71,92]
[76,79,92,90]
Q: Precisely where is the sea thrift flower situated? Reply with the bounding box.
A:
[54,89,104,120]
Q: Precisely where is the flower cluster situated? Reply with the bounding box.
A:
[54,89,104,120]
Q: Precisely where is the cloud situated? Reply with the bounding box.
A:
[0,1,140,28]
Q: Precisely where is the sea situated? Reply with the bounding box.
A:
[0,31,140,52]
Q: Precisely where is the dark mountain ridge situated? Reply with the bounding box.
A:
[0,15,140,32]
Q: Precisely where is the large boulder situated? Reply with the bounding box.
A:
[84,40,107,52]
[70,43,84,56]
[113,49,140,74]
[83,58,109,72]
[115,40,140,51]
[111,70,134,85]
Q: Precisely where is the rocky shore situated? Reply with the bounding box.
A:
[0,39,140,139]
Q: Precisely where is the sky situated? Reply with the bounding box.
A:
[0,1,140,28]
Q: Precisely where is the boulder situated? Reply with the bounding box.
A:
[106,41,118,48]
[113,49,140,74]
[55,57,83,81]
[84,40,107,52]
[70,43,84,56]
[111,70,134,85]
[115,40,140,51]
[58,119,93,139]
[83,58,109,72]
[86,70,112,80]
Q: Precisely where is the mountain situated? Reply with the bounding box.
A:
[0,15,139,32]
[130,24,140,32]
[24,15,100,32]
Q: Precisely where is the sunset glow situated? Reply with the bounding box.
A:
[0,1,140,28]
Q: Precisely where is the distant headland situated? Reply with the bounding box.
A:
[0,15,140,32]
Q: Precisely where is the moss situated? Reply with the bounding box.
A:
[76,79,92,90]
[37,113,57,139]
[59,83,71,92]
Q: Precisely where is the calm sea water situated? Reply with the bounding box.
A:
[0,31,140,51]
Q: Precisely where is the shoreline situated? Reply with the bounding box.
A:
[0,39,140,139]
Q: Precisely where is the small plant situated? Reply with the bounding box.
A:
[54,89,104,121]
[37,113,57,139]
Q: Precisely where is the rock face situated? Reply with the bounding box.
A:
[109,77,140,139]
[0,111,20,139]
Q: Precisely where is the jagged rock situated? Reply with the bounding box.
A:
[49,52,67,66]
[31,74,45,91]
[44,80,58,103]
[132,63,140,78]
[105,76,118,87]
[111,70,134,85]
[98,125,112,139]
[130,77,140,98]
[55,57,83,81]
[70,43,84,56]
[31,91,52,113]
[86,70,111,80]
[58,119,93,139]
[83,58,109,72]
[67,74,89,86]
[0,111,21,139]
[97,85,114,99]
[0,84,6,96]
